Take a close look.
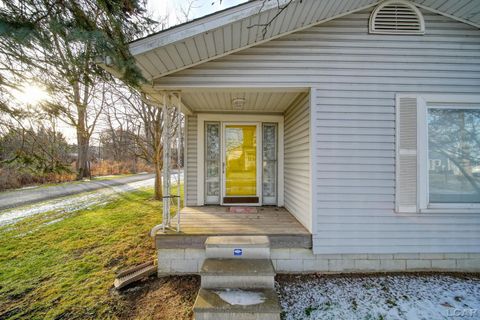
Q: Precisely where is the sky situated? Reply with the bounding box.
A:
[147,0,247,26]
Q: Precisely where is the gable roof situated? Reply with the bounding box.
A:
[124,0,480,83]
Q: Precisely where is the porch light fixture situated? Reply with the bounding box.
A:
[232,97,246,109]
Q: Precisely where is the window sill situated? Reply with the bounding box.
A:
[420,205,480,214]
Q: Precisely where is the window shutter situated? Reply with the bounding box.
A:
[396,96,418,212]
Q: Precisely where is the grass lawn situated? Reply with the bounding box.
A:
[0,186,199,320]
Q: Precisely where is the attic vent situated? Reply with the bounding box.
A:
[369,0,425,35]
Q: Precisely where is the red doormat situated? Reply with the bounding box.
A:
[228,207,258,213]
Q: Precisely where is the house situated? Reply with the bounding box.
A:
[102,0,480,274]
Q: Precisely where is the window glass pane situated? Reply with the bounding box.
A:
[262,124,277,204]
[205,122,220,202]
[428,108,480,203]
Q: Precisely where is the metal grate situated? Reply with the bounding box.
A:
[370,0,425,34]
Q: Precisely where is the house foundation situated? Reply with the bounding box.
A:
[157,248,480,274]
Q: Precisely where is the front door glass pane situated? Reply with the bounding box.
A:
[225,125,257,196]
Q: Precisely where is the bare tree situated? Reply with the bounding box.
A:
[178,0,201,23]
[103,84,181,200]
[0,0,155,179]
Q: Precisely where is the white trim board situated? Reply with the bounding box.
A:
[129,0,294,55]
[309,88,319,248]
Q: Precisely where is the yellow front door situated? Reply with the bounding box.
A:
[225,125,257,197]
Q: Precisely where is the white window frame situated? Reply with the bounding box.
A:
[417,95,480,213]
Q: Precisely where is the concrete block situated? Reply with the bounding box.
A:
[275,259,302,272]
[444,253,468,259]
[431,260,456,270]
[406,260,431,270]
[328,259,355,272]
[419,253,444,260]
[185,248,205,259]
[159,248,184,259]
[316,254,342,260]
[157,258,171,273]
[367,254,393,260]
[355,259,380,271]
[171,259,198,273]
[380,259,406,271]
[303,259,329,272]
[456,259,480,271]
[290,248,315,260]
[271,249,290,259]
[341,254,368,260]
[394,253,420,260]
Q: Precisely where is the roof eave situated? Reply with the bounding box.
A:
[129,0,293,56]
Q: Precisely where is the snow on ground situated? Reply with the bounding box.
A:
[214,289,266,306]
[0,178,154,227]
[0,171,184,227]
[277,274,480,320]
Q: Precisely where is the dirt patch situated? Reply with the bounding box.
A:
[113,275,200,320]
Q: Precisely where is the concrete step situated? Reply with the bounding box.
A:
[201,259,275,289]
[205,236,270,259]
[194,288,281,320]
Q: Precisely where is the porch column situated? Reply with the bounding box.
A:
[160,92,183,232]
[161,93,171,232]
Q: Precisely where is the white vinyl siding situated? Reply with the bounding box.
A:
[160,9,480,254]
[185,115,198,206]
[284,93,312,232]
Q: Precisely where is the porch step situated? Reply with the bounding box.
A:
[193,288,281,320]
[201,259,275,289]
[205,236,270,259]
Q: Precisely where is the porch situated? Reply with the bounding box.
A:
[180,88,313,232]
[154,206,311,249]
[152,87,314,274]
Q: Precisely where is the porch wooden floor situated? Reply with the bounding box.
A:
[154,206,311,249]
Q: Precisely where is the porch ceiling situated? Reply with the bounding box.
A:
[181,89,306,114]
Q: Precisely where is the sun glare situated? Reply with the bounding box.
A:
[12,84,49,105]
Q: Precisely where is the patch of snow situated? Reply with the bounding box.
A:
[214,289,266,306]
[0,178,155,227]
[277,274,480,320]
[20,185,39,190]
